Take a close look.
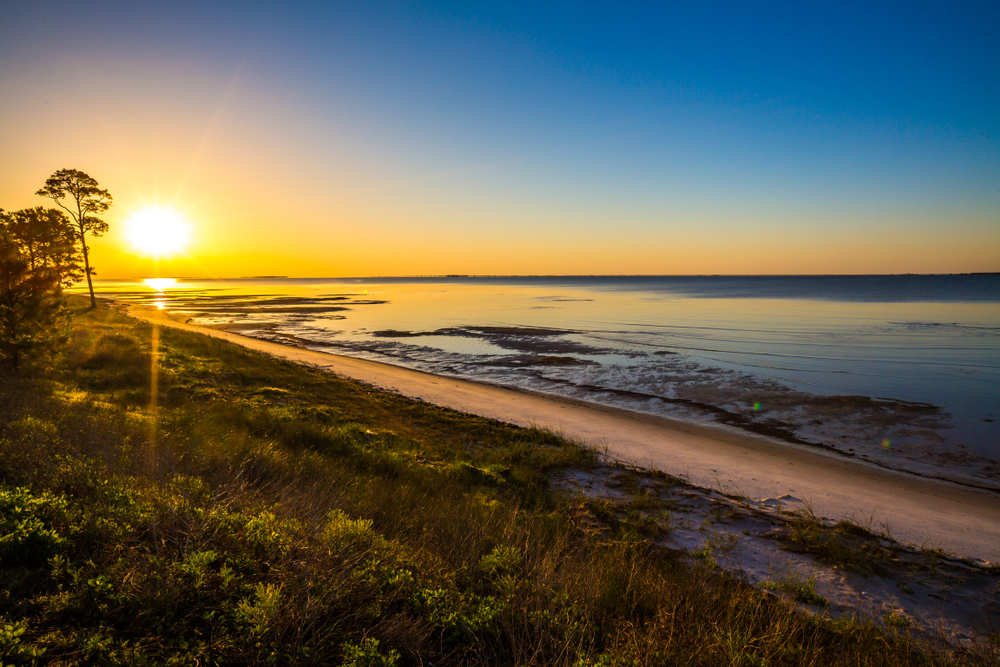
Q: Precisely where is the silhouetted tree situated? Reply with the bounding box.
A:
[0,211,69,370]
[5,207,82,287]
[37,169,113,308]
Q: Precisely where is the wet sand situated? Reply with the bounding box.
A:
[129,304,1000,564]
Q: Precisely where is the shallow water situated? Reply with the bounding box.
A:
[83,275,1000,487]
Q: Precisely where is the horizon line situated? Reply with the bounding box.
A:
[86,272,1000,282]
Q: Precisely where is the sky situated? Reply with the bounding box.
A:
[1,1,997,277]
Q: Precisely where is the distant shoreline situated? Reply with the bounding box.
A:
[93,272,1000,281]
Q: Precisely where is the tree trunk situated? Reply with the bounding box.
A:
[79,223,96,309]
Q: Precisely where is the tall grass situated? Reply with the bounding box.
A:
[0,298,991,665]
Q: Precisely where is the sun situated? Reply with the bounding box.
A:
[125,207,190,258]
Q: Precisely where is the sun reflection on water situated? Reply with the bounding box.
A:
[144,278,177,292]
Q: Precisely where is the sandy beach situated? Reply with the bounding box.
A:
[130,304,1000,565]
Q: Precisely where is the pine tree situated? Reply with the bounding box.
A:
[36,169,112,309]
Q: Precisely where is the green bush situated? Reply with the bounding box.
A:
[0,486,68,566]
[341,637,399,667]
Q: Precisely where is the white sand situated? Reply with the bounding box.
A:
[129,305,1000,564]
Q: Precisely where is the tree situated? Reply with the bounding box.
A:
[0,212,69,370]
[5,207,82,288]
[36,169,113,308]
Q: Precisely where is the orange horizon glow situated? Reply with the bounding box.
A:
[76,205,998,279]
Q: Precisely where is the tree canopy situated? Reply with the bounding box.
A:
[0,208,78,369]
[4,207,82,288]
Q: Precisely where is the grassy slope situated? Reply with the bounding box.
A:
[0,299,983,666]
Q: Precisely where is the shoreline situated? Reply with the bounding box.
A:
[126,303,1000,564]
[202,324,994,492]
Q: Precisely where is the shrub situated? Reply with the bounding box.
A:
[0,486,68,566]
[341,637,399,667]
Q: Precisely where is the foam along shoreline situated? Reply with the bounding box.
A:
[127,304,1000,564]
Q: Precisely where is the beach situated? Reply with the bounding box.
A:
[130,303,1000,565]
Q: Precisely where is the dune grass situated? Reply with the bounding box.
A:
[0,298,991,665]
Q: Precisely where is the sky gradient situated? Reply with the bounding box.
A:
[1,1,997,277]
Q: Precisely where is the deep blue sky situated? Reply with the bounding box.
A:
[1,1,997,275]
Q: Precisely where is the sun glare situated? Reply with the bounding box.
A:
[144,278,177,292]
[125,207,190,258]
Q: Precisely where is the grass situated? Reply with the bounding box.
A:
[0,297,993,665]
[762,573,829,609]
[766,505,899,576]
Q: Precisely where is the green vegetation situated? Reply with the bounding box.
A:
[766,506,898,576]
[0,299,993,665]
[761,573,829,608]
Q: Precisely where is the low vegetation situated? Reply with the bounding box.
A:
[0,299,993,665]
[761,573,829,609]
[766,507,898,576]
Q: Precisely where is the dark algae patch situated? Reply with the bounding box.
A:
[374,326,573,337]
[479,355,597,367]
[0,297,993,665]
[466,326,570,336]
[371,329,428,338]
[372,325,605,355]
